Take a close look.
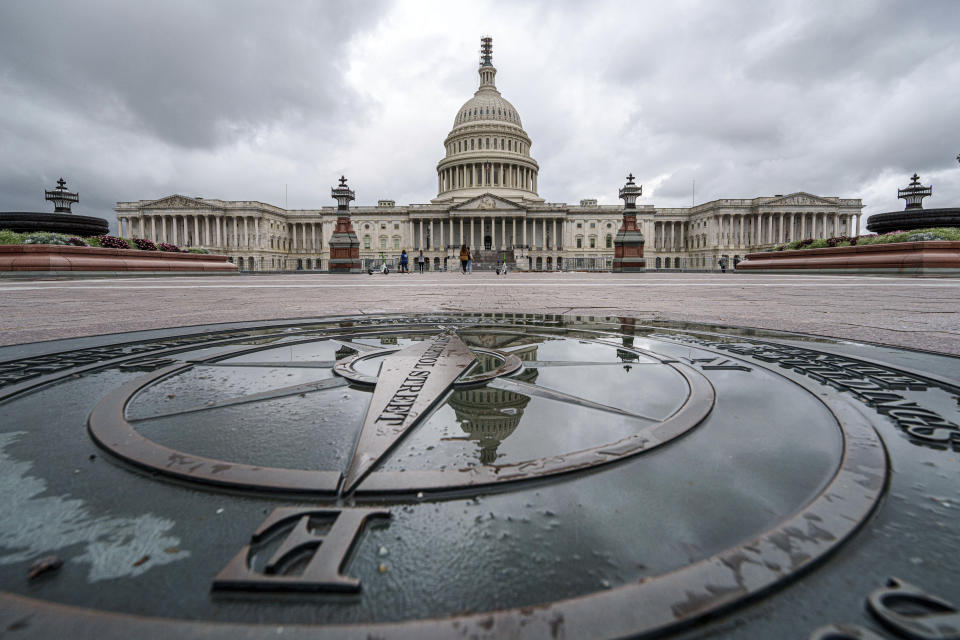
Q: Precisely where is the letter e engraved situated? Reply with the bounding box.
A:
[213,507,390,592]
[867,577,960,640]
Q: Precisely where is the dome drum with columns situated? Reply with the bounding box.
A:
[115,37,863,273]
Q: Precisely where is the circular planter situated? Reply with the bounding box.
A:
[736,240,960,275]
[0,244,237,272]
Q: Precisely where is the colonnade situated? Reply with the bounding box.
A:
[650,211,862,251]
[438,162,537,194]
[116,214,326,252]
[408,216,561,251]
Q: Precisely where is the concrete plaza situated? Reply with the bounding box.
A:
[1,271,959,355]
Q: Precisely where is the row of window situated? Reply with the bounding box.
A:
[574,235,613,249]
[448,137,526,155]
[363,235,402,249]
[456,106,517,123]
[574,221,614,230]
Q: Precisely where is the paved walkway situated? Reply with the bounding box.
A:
[2,272,959,355]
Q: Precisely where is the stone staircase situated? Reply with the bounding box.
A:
[468,249,516,271]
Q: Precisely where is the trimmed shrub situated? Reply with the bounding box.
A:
[23,232,71,245]
[67,237,89,246]
[0,229,26,245]
[186,248,211,254]
[157,242,180,252]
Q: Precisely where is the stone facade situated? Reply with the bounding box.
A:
[115,42,863,273]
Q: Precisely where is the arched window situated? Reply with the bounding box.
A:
[493,138,497,149]
[655,257,662,268]
[508,140,512,151]
[471,139,475,150]
[605,234,612,248]
[501,138,505,149]
[363,235,371,249]
[589,236,596,248]
[576,236,583,248]
[486,138,490,149]
[380,237,386,249]
[393,236,400,249]
[674,257,681,269]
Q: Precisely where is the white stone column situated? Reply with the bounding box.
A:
[521,217,526,246]
[512,217,517,248]
[254,218,260,249]
[150,216,156,241]
[418,220,423,249]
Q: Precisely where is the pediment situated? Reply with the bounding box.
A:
[765,192,835,207]
[450,193,524,212]
[142,194,220,210]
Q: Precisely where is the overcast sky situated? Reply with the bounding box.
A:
[1,0,958,234]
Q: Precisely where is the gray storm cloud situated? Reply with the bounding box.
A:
[1,0,958,233]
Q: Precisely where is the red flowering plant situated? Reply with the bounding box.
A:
[67,237,88,246]
[96,235,130,249]
[132,238,158,251]
[157,242,180,252]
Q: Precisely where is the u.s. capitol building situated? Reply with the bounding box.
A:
[115,38,863,272]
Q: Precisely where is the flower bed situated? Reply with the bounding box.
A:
[769,227,960,252]
[736,240,960,276]
[0,229,236,273]
[0,244,237,273]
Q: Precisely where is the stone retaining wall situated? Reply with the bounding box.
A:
[0,244,238,272]
[736,240,960,275]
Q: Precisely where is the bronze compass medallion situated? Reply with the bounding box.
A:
[0,313,957,639]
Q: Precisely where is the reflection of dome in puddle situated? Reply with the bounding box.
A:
[448,366,538,465]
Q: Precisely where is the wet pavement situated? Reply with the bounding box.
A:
[1,271,959,355]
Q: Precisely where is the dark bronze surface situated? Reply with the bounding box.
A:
[0,313,957,638]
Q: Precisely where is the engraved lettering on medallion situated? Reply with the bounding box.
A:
[213,507,390,592]
[654,334,960,451]
[687,357,752,372]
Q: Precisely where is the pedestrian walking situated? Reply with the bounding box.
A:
[417,249,425,274]
[399,249,409,274]
[466,246,472,274]
[733,256,740,270]
[459,244,468,274]
[718,256,728,273]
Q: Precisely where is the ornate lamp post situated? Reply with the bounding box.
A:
[898,173,932,210]
[327,176,362,274]
[44,178,79,213]
[612,173,646,273]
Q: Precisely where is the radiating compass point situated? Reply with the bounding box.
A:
[340,331,477,493]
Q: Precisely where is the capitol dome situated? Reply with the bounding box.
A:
[433,37,542,203]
